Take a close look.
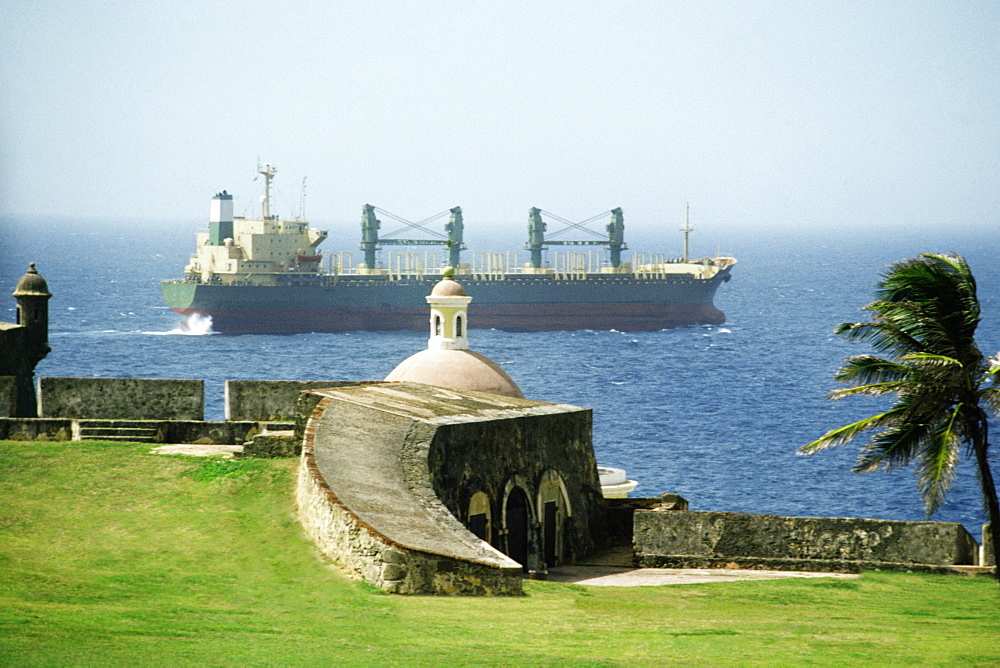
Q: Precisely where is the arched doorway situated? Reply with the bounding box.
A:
[504,487,530,571]
[466,491,491,543]
[537,470,571,567]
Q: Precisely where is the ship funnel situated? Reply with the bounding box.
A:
[209,191,234,245]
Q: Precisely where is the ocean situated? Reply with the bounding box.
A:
[2,218,998,536]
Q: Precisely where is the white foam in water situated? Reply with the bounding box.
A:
[147,312,217,336]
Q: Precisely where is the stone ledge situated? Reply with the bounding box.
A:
[634,510,981,569]
[0,418,261,445]
[634,554,996,576]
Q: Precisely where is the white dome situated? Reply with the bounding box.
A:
[384,349,524,398]
[430,276,467,297]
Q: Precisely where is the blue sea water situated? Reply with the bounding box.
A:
[2,218,999,537]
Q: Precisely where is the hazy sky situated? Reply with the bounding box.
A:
[1,1,997,239]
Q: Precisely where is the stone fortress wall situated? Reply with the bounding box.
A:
[0,378,347,442]
[296,385,532,595]
[1,374,993,578]
[37,377,205,420]
[225,380,350,421]
[634,509,980,573]
[295,383,608,594]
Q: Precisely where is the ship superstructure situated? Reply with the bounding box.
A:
[183,164,328,286]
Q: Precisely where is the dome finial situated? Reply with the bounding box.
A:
[443,266,455,279]
[14,262,51,298]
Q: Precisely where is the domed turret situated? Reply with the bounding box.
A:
[385,269,523,398]
[12,263,51,365]
[426,268,472,351]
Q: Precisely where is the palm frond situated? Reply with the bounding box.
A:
[799,408,905,455]
[923,253,980,311]
[878,254,981,349]
[874,300,962,358]
[891,390,955,425]
[834,321,925,357]
[913,407,962,515]
[899,352,962,366]
[898,353,970,393]
[980,387,1000,417]
[833,355,909,385]
[829,382,917,399]
[852,420,932,473]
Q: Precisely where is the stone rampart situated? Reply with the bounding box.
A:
[635,510,979,572]
[161,420,260,445]
[297,392,523,595]
[0,418,74,441]
[225,380,351,421]
[603,496,689,547]
[0,325,39,417]
[428,407,606,563]
[0,418,260,444]
[38,377,204,420]
[297,445,519,595]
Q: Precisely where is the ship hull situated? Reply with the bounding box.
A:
[161,269,732,334]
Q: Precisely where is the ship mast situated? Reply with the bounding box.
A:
[681,202,693,263]
[257,162,277,220]
[298,176,307,221]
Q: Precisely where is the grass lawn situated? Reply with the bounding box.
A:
[1,440,998,666]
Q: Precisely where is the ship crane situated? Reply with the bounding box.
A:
[526,208,627,269]
[360,205,466,269]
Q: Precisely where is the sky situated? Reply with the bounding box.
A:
[1,1,998,244]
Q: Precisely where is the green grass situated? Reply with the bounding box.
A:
[1,441,998,666]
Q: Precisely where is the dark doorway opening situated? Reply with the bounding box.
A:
[468,513,488,541]
[543,500,557,566]
[505,487,529,571]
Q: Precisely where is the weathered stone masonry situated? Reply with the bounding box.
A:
[634,510,980,572]
[294,382,607,594]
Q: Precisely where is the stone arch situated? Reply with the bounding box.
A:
[536,469,571,568]
[501,476,536,571]
[466,490,492,543]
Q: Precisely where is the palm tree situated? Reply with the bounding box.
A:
[800,253,1000,576]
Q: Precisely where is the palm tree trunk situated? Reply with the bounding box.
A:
[972,417,1000,581]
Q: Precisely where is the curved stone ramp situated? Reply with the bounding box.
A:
[298,383,559,595]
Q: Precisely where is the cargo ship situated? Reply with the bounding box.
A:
[161,165,736,334]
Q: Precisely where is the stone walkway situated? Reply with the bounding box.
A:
[545,546,859,586]
[150,444,244,457]
[546,564,859,586]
